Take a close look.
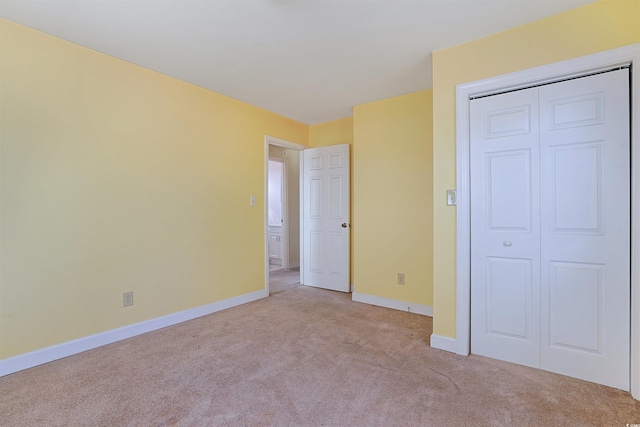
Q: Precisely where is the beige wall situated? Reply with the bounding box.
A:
[0,19,308,359]
[431,0,640,338]
[353,90,433,306]
[284,149,301,267]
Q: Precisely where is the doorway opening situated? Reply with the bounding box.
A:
[264,136,305,295]
[267,157,285,271]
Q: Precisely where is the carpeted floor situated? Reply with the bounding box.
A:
[1,285,638,426]
[269,268,300,295]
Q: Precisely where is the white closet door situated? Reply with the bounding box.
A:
[470,69,630,390]
[539,69,630,390]
[470,87,541,368]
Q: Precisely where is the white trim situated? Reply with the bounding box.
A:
[430,334,457,353]
[281,158,289,269]
[454,43,640,399]
[0,289,267,377]
[352,292,433,316]
[299,151,305,286]
[264,136,306,295]
[265,135,305,151]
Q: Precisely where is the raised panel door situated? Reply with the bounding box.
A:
[470,87,541,368]
[470,69,630,391]
[302,144,350,292]
[539,69,630,390]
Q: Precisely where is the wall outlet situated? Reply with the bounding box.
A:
[123,291,134,307]
[397,273,405,285]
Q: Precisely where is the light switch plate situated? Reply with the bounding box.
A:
[447,190,457,206]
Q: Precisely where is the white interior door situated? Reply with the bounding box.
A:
[470,69,630,390]
[302,144,350,292]
[470,87,541,368]
[538,70,630,389]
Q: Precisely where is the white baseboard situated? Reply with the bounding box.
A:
[351,292,433,316]
[288,262,300,269]
[0,289,268,377]
[430,334,457,353]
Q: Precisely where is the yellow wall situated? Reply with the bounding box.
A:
[4,0,635,361]
[432,0,640,337]
[0,19,308,359]
[309,117,354,148]
[353,90,433,306]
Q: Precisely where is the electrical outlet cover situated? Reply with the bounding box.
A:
[123,291,133,307]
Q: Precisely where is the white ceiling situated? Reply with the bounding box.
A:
[0,0,596,124]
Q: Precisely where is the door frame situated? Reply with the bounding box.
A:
[454,43,640,398]
[264,135,305,294]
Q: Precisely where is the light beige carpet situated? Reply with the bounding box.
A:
[1,285,638,426]
[269,268,300,295]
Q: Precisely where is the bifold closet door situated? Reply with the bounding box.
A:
[470,69,630,390]
[470,87,542,369]
[538,69,630,390]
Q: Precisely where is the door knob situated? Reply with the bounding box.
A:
[503,241,512,247]
[341,223,348,228]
